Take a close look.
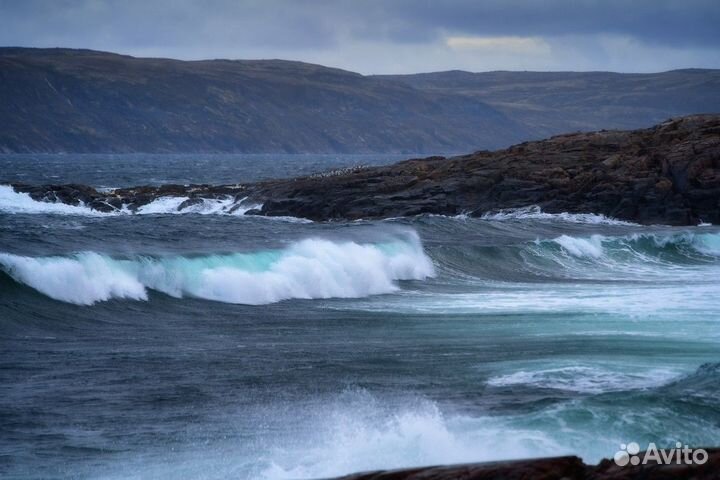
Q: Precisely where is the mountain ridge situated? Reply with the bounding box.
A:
[0,47,523,154]
[1,47,719,153]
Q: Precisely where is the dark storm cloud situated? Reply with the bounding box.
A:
[0,0,719,72]
[0,0,339,50]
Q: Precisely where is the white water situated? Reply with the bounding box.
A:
[135,196,260,215]
[87,390,574,480]
[0,185,263,216]
[0,252,148,304]
[481,205,637,225]
[256,394,566,480]
[0,185,105,215]
[552,234,605,258]
[0,236,434,305]
[84,381,720,480]
[486,363,682,394]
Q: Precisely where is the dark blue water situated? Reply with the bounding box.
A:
[1,155,719,479]
[0,153,415,187]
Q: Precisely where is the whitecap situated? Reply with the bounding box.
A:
[0,185,107,216]
[0,184,265,217]
[551,234,605,258]
[486,365,682,394]
[0,234,434,305]
[480,205,636,225]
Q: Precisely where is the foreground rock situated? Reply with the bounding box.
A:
[330,448,720,480]
[11,115,720,225]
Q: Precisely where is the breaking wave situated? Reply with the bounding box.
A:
[0,235,434,305]
[84,364,720,479]
[0,185,263,216]
[541,231,720,263]
[0,185,104,215]
[428,230,720,284]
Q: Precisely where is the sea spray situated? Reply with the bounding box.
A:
[0,185,264,216]
[0,235,435,305]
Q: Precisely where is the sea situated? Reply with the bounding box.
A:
[1,154,719,479]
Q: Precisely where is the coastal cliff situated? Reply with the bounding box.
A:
[10,115,720,225]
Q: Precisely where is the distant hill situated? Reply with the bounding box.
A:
[1,48,719,153]
[0,48,523,153]
[377,69,720,139]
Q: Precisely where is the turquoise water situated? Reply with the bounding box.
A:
[1,155,719,479]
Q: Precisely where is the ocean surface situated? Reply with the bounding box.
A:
[1,154,719,480]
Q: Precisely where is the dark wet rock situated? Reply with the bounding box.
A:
[330,448,720,480]
[177,197,205,211]
[248,115,720,225]
[12,183,105,206]
[10,115,720,226]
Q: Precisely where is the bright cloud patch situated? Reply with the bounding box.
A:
[445,36,551,55]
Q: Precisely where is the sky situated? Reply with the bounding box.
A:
[1,0,719,74]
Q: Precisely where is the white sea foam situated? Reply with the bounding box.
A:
[481,205,636,225]
[0,185,106,216]
[547,231,720,261]
[0,252,147,305]
[0,185,263,217]
[81,385,720,480]
[486,365,682,394]
[88,386,699,480]
[0,235,434,305]
[551,234,605,258]
[258,394,564,480]
[335,282,720,318]
[135,196,260,215]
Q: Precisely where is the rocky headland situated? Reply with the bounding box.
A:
[10,115,720,225]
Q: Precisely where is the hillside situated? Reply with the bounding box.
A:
[378,69,720,138]
[1,48,719,153]
[0,47,523,153]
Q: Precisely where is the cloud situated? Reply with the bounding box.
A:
[0,0,718,73]
[446,36,551,56]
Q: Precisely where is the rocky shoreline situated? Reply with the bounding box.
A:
[328,448,720,479]
[10,115,720,225]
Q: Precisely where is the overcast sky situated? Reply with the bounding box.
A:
[1,0,719,74]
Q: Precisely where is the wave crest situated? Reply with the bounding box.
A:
[0,235,434,305]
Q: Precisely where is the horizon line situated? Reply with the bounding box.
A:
[2,45,719,77]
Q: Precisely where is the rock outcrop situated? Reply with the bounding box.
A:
[249,115,720,225]
[10,115,720,225]
[328,448,720,480]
